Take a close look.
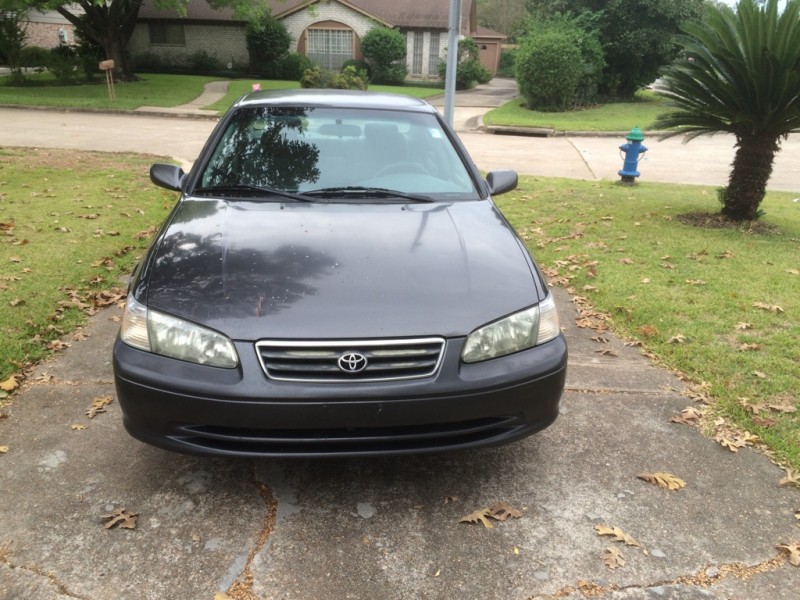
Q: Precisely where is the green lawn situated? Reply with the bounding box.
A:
[497,177,799,473]
[0,147,174,395]
[204,79,443,114]
[484,91,666,132]
[0,72,218,111]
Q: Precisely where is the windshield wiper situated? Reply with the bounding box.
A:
[193,184,316,203]
[304,186,435,203]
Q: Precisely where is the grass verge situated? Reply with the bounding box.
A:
[484,91,665,132]
[0,147,174,399]
[0,73,218,111]
[204,79,443,114]
[497,177,799,472]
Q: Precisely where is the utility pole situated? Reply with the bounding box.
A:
[444,0,462,126]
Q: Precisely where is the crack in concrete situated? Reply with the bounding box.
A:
[527,553,789,599]
[223,468,278,600]
[0,547,93,600]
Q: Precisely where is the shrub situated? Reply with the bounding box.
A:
[247,12,292,77]
[300,65,367,90]
[438,38,491,90]
[278,52,313,80]
[361,27,407,84]
[18,45,51,69]
[131,51,171,72]
[0,11,28,83]
[48,45,80,84]
[188,50,223,73]
[515,31,581,111]
[515,15,604,110]
[342,58,371,80]
[497,48,516,78]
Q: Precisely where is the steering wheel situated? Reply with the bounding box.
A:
[374,162,429,177]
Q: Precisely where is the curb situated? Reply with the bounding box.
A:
[0,103,221,121]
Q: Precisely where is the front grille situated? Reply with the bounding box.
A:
[172,416,526,456]
[255,338,445,382]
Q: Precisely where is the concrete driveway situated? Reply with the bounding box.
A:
[1,90,799,599]
[1,288,798,599]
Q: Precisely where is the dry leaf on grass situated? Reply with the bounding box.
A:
[638,472,686,491]
[102,508,137,530]
[753,302,784,313]
[602,546,625,569]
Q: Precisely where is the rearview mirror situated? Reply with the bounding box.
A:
[150,163,185,192]
[485,170,518,196]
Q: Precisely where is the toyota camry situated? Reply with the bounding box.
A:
[112,89,567,457]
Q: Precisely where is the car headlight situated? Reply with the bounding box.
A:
[461,294,560,363]
[120,294,239,368]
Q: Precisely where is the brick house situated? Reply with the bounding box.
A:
[131,0,505,77]
[20,10,80,49]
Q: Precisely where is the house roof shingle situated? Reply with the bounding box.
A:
[138,0,477,32]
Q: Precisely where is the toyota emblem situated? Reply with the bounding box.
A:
[338,352,368,373]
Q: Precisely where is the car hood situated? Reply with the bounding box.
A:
[143,198,542,340]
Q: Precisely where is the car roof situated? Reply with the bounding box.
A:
[233,89,436,113]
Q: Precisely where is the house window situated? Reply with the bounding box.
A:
[148,23,185,46]
[428,34,440,76]
[412,32,424,76]
[307,29,353,71]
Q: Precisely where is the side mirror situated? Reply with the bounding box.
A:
[150,163,185,192]
[485,170,518,196]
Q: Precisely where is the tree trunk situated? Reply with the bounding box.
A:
[56,0,144,82]
[721,134,779,221]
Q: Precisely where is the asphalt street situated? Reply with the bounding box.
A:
[0,81,799,599]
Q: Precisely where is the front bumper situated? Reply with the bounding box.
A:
[113,335,567,457]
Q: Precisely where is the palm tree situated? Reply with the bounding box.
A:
[653,0,800,221]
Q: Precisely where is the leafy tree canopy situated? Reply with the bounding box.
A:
[527,0,704,98]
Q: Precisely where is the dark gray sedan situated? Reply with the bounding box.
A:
[113,89,567,457]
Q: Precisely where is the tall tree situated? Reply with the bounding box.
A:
[654,0,800,221]
[477,0,526,38]
[28,0,269,81]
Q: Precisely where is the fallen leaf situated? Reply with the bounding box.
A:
[667,334,686,344]
[777,543,800,567]
[102,508,138,530]
[443,495,459,504]
[0,446,8,453]
[602,546,625,569]
[736,322,752,330]
[753,302,784,313]
[0,376,19,392]
[70,424,88,431]
[768,400,797,414]
[594,524,640,547]
[752,371,767,379]
[489,502,522,522]
[638,472,686,491]
[685,279,706,286]
[86,395,113,419]
[459,508,493,528]
[214,593,233,600]
[779,471,800,490]
[670,407,702,424]
[738,343,760,352]
[619,258,634,265]
[752,416,777,428]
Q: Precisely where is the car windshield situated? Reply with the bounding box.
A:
[197,106,480,200]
